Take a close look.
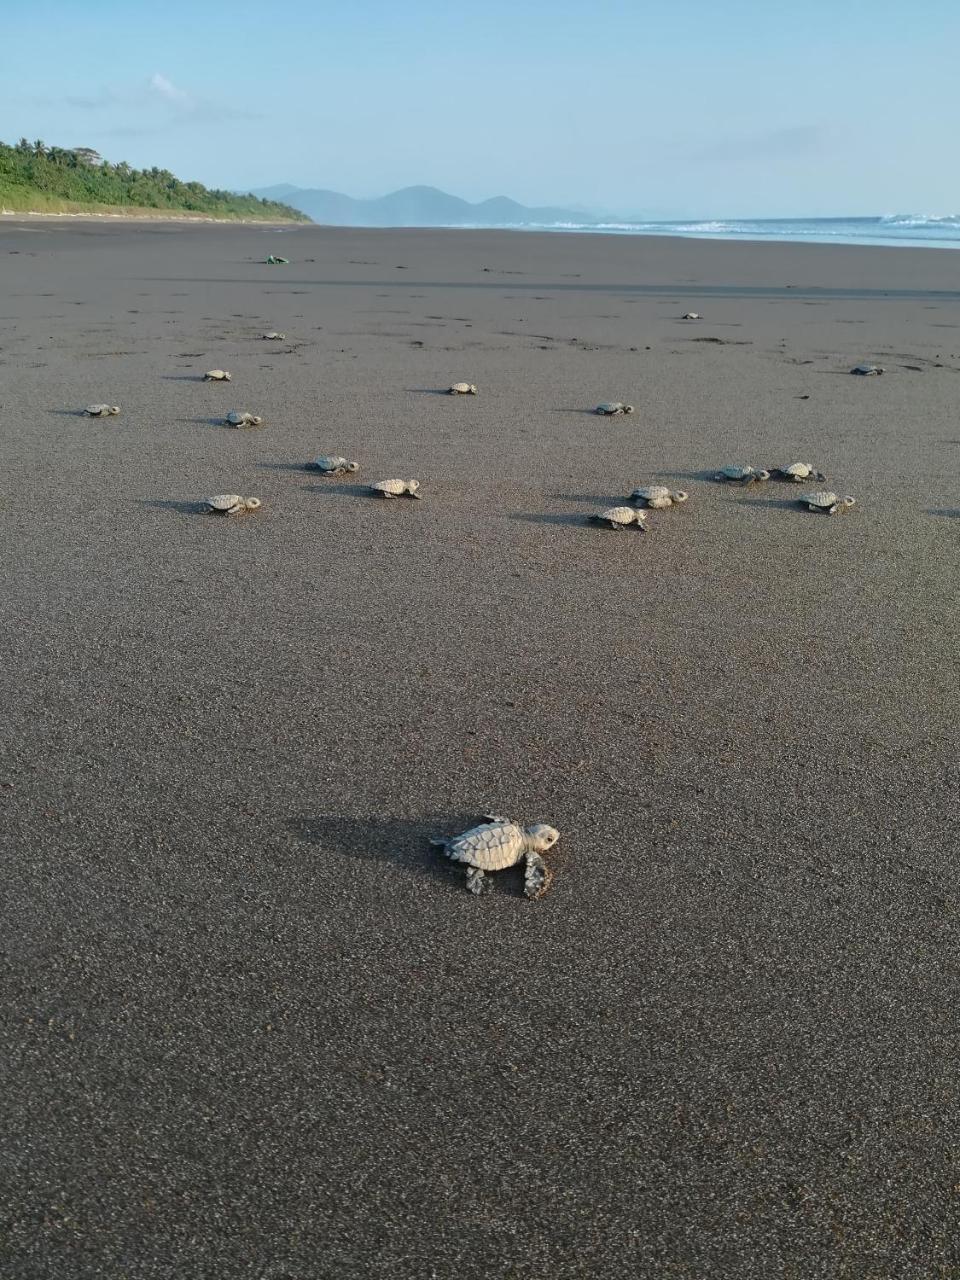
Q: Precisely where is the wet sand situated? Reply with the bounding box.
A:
[2,219,959,1278]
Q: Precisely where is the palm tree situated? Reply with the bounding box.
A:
[33,140,47,159]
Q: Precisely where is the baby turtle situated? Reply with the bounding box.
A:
[84,404,120,417]
[370,479,421,498]
[431,815,560,898]
[261,331,286,341]
[204,369,232,382]
[225,411,263,428]
[630,485,689,509]
[681,311,702,320]
[851,364,884,376]
[448,382,478,395]
[798,491,857,515]
[265,255,289,265]
[714,465,770,484]
[595,402,635,416]
[205,494,262,516]
[310,455,360,475]
[590,506,649,531]
[772,462,827,483]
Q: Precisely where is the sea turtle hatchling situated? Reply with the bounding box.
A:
[310,455,360,475]
[83,404,120,417]
[204,369,232,382]
[772,462,827,483]
[369,478,421,498]
[448,382,478,395]
[261,332,286,341]
[797,490,857,515]
[595,402,635,416]
[714,465,770,484]
[431,815,560,898]
[265,256,289,265]
[681,311,702,320]
[589,505,649,531]
[225,411,263,428]
[205,494,262,516]
[850,364,884,376]
[630,485,689,509]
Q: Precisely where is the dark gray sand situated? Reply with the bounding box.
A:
[2,219,959,1279]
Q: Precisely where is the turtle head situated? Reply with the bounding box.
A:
[407,480,422,498]
[672,490,689,504]
[623,404,635,414]
[525,823,560,853]
[841,495,856,509]
[243,497,262,511]
[346,461,360,473]
[754,469,770,482]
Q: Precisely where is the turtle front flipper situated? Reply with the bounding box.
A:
[523,852,553,899]
[465,867,491,895]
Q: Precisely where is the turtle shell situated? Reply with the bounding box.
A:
[443,820,526,871]
[781,463,816,479]
[593,505,644,527]
[798,490,839,509]
[207,494,244,513]
[312,456,356,473]
[370,478,418,496]
[631,485,671,503]
[851,364,883,376]
[595,402,633,415]
[448,382,477,394]
[84,404,120,416]
[262,332,285,340]
[204,369,231,381]
[717,465,754,480]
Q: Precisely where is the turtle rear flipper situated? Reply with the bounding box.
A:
[465,867,491,895]
[523,853,553,899]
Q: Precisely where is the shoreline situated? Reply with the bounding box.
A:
[0,207,306,226]
[3,208,960,250]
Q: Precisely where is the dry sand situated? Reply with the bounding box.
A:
[2,218,959,1278]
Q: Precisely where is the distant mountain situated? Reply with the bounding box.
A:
[247,183,597,228]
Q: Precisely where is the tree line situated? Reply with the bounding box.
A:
[0,138,308,220]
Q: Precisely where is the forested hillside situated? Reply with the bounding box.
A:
[0,139,308,221]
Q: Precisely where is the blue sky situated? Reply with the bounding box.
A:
[2,0,957,217]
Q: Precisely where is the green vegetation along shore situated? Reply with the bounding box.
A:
[0,139,309,222]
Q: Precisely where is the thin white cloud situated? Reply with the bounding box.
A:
[149,73,192,108]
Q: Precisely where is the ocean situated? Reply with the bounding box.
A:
[491,215,960,250]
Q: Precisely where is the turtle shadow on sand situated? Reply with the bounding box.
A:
[730,496,807,512]
[47,409,90,418]
[286,812,487,891]
[552,407,614,417]
[510,511,599,528]
[926,507,960,519]
[651,468,717,483]
[259,460,315,472]
[407,387,461,396]
[162,374,209,382]
[137,499,208,516]
[302,481,368,498]
[177,416,227,427]
[550,491,630,506]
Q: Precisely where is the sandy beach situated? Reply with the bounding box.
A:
[2,218,958,1278]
